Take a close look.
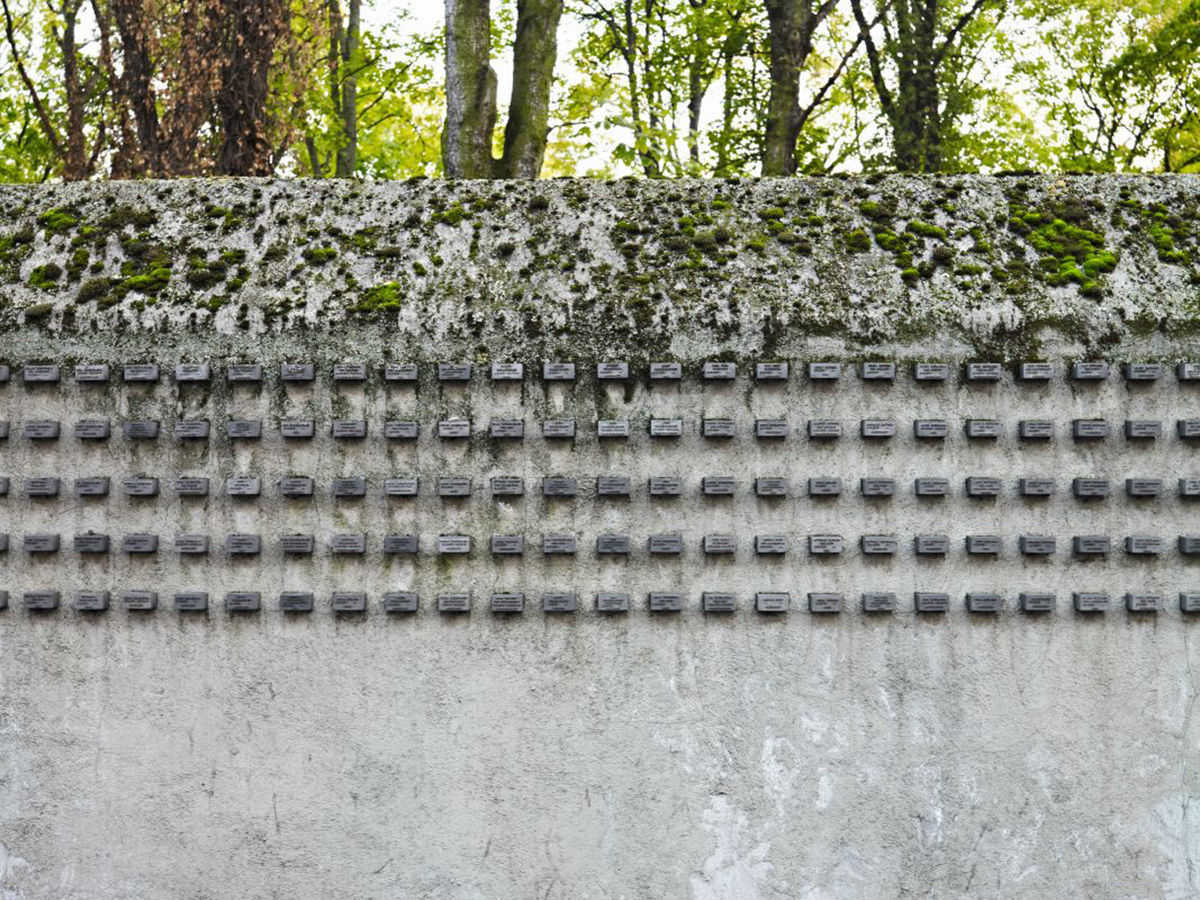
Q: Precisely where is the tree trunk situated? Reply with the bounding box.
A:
[335,0,359,177]
[442,0,498,178]
[216,0,286,175]
[57,0,90,179]
[495,0,562,178]
[762,0,803,175]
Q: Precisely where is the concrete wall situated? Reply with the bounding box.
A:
[2,177,1200,899]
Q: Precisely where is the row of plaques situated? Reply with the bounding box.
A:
[8,532,1200,557]
[7,590,1198,614]
[7,361,1200,385]
[8,475,1200,500]
[4,417,1200,442]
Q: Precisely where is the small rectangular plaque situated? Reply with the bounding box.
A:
[123,363,159,382]
[596,592,630,612]
[1019,363,1054,380]
[75,364,110,383]
[861,535,899,555]
[438,419,470,438]
[914,420,948,439]
[226,476,262,497]
[650,362,681,380]
[756,592,789,613]
[1125,420,1162,439]
[1072,419,1110,440]
[22,364,60,383]
[331,533,367,554]
[280,534,315,554]
[225,592,261,612]
[280,476,314,498]
[23,591,60,609]
[1019,593,1056,613]
[649,592,683,612]
[1124,535,1163,555]
[175,363,211,382]
[74,477,109,497]
[1126,593,1162,612]
[596,475,630,496]
[1020,477,1056,497]
[383,592,419,613]
[227,363,262,382]
[543,362,576,381]
[965,362,1002,381]
[438,477,471,497]
[914,534,950,555]
[121,534,158,553]
[596,534,631,555]
[702,476,735,496]
[491,362,524,381]
[862,592,897,613]
[383,421,418,439]
[73,533,110,553]
[491,535,524,555]
[648,534,683,554]
[174,477,210,496]
[1124,363,1163,381]
[74,419,110,440]
[703,592,736,613]
[542,419,576,438]
[1072,478,1110,499]
[1019,420,1054,440]
[1178,420,1200,439]
[860,419,896,438]
[438,593,471,612]
[280,419,315,439]
[649,418,683,437]
[384,477,419,496]
[808,362,841,380]
[861,478,895,497]
[809,534,844,555]
[1126,478,1162,498]
[0,421,8,440]
[174,535,209,554]
[543,592,577,613]
[175,420,210,439]
[756,362,789,380]
[1180,593,1200,613]
[332,420,367,439]
[543,476,578,497]
[964,419,1001,439]
[965,476,1002,497]
[1074,592,1109,612]
[122,591,157,611]
[808,420,842,439]
[966,535,1002,555]
[1177,362,1200,381]
[490,476,525,497]
[281,363,315,381]
[226,534,262,555]
[807,477,841,496]
[755,419,788,439]
[1073,535,1111,555]
[383,534,419,554]
[24,477,60,497]
[438,363,471,381]
[702,534,736,555]
[914,477,949,497]
[914,363,950,381]
[966,593,1004,612]
[436,535,471,555]
[23,421,60,440]
[1182,478,1200,498]
[597,362,628,380]
[123,420,160,439]
[702,418,736,438]
[123,477,159,497]
[491,418,525,438]
[808,592,843,613]
[915,592,949,612]
[861,362,896,381]
[490,592,525,613]
[648,476,682,496]
[280,592,314,612]
[703,362,736,380]
[384,363,418,382]
[755,535,788,554]
[1018,535,1056,555]
[332,477,367,498]
[333,363,366,381]
[332,592,368,613]
[542,534,577,554]
[1072,361,1109,380]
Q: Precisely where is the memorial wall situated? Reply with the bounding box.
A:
[2,175,1200,898]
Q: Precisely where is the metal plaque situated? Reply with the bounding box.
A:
[756,362,789,380]
[862,592,897,613]
[1019,362,1054,381]
[1180,594,1200,613]
[383,421,418,439]
[756,592,790,613]
[121,534,158,553]
[1124,420,1162,439]
[966,592,1004,612]
[965,476,1002,497]
[438,593,471,612]
[860,419,895,438]
[438,363,471,381]
[490,476,525,496]
[225,592,261,612]
[542,534,577,554]
[965,362,1002,381]
[333,363,366,381]
[542,419,576,438]
[174,477,210,496]
[1018,535,1056,555]
[861,362,896,381]
[1177,362,1200,381]
[964,419,1002,439]
[1072,419,1110,440]
[226,476,262,497]
[174,535,209,554]
[597,362,628,380]
[861,478,896,497]
[122,591,158,611]
[809,534,844,555]
[755,419,788,439]
[1124,535,1163,555]
[597,475,631,496]
[596,534,631,555]
[648,534,684,554]
[438,419,470,439]
[807,477,841,496]
[1182,478,1200,498]
[383,534,419,554]
[280,363,315,382]
[175,363,210,382]
[808,420,842,439]
[22,364,60,383]
[702,476,736,496]
[23,591,60,609]
[227,363,262,382]
[543,592,577,612]
[648,476,682,496]
[649,592,683,612]
[914,419,949,439]
[755,534,788,554]
[1019,477,1056,497]
[280,592,314,612]
[1178,420,1200,439]
[861,535,899,555]
[438,477,471,497]
[914,534,950,555]
[280,534,315,554]
[596,592,630,612]
[332,420,367,439]
[74,419,111,440]
[23,421,60,440]
[1072,478,1110,499]
[123,477,159,497]
[280,419,315,438]
[490,592,524,612]
[808,362,841,380]
[915,592,949,612]
[175,420,210,439]
[0,421,7,440]
[702,418,736,438]
[914,363,950,381]
[332,592,368,613]
[332,477,367,498]
[73,533,110,553]
[966,534,1002,555]
[1072,361,1109,380]
[1124,362,1163,381]
[702,534,736,555]
[1073,592,1109,612]
[649,418,683,437]
[703,592,736,612]
[123,363,159,382]
[1126,478,1162,498]
[1019,593,1056,613]
[383,592,419,613]
[809,592,843,613]
[75,364,110,383]
[74,477,109,497]
[703,362,736,380]
[123,420,160,439]
[543,476,578,497]
[384,363,419,382]
[1018,420,1054,440]
[489,361,524,381]
[436,535,471,555]
[24,477,60,497]
[491,418,525,438]
[280,476,314,498]
[1073,535,1111,555]
[649,362,682,380]
[384,477,419,497]
[914,477,949,497]
[226,534,261,555]
[1126,593,1162,612]
[331,533,367,554]
[491,535,524,555]
[543,362,576,381]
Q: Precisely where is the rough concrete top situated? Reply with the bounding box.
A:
[3,174,1199,363]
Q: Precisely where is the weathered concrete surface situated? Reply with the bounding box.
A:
[2,176,1200,899]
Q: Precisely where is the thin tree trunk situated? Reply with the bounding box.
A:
[495,0,563,178]
[216,0,286,175]
[762,0,837,176]
[442,0,497,177]
[335,0,359,177]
